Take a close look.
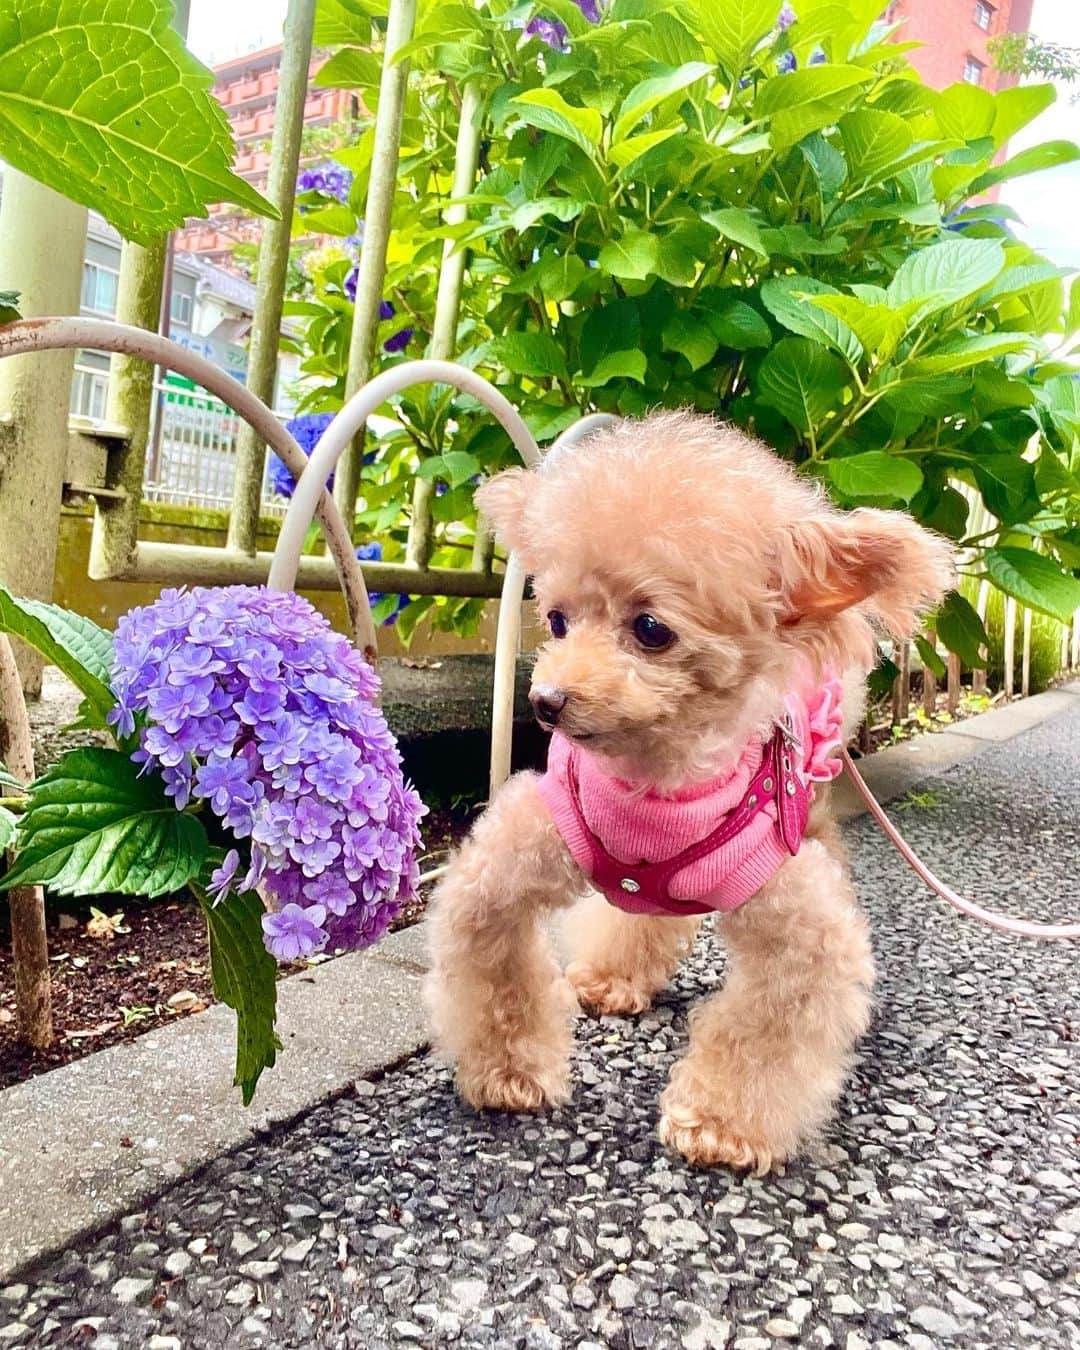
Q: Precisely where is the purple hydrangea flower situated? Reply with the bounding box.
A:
[261,903,329,960]
[383,327,414,354]
[269,413,335,498]
[777,50,797,73]
[356,541,410,627]
[111,586,427,961]
[526,16,569,52]
[208,849,241,907]
[573,0,603,20]
[778,2,797,30]
[296,161,353,204]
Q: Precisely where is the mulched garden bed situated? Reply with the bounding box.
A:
[0,803,474,1091]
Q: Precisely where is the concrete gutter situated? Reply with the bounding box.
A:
[1,680,1077,1281]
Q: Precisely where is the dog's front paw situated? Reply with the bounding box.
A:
[456,1063,570,1114]
[658,1104,782,1175]
[566,962,655,1016]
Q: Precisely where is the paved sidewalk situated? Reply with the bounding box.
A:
[3,698,1079,1348]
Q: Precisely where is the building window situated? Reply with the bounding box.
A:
[974,1,993,31]
[170,290,193,326]
[71,358,111,421]
[963,56,984,85]
[80,262,119,316]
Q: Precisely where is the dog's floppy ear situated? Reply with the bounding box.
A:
[475,468,532,554]
[777,507,955,638]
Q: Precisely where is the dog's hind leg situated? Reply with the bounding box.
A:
[658,840,873,1172]
[425,772,588,1113]
[564,893,701,1016]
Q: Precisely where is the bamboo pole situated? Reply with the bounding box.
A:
[0,634,51,1048]
[1003,596,1017,697]
[90,0,191,583]
[227,0,317,556]
[335,0,419,524]
[412,81,484,573]
[946,651,961,715]
[1073,609,1080,670]
[1021,608,1032,698]
[972,579,989,693]
[894,640,910,722]
[922,630,937,716]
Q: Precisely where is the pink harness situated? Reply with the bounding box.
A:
[537,680,844,918]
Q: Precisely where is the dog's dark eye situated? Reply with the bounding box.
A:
[633,613,675,651]
[547,609,569,639]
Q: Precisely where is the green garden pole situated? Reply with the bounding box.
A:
[335,0,418,526]
[227,0,317,556]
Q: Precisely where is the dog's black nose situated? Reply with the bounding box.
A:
[530,685,568,728]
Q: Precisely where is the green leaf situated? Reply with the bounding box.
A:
[597,229,660,281]
[915,635,946,682]
[755,64,875,116]
[0,288,19,323]
[577,351,648,386]
[196,885,279,1106]
[973,455,1040,525]
[314,46,382,89]
[991,82,1056,147]
[0,0,277,245]
[507,196,588,232]
[609,128,680,171]
[838,108,914,185]
[806,294,912,362]
[886,238,1005,321]
[826,452,923,504]
[691,0,782,80]
[932,82,995,140]
[314,0,381,44]
[487,332,569,382]
[761,276,861,364]
[612,62,713,143]
[969,140,1080,195]
[981,261,1069,305]
[701,207,767,257]
[867,655,900,703]
[0,748,207,897]
[417,451,481,489]
[580,299,640,378]
[534,251,591,302]
[510,88,602,159]
[0,806,15,851]
[662,314,720,372]
[799,132,847,199]
[906,332,1034,376]
[757,337,850,432]
[707,297,772,350]
[0,587,115,727]
[936,591,988,668]
[984,547,1080,624]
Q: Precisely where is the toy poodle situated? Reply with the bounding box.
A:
[426,411,954,1171]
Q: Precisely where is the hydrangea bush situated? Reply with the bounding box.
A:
[0,583,426,1101]
[294,0,1080,652]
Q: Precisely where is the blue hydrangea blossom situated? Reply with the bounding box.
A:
[110,586,426,960]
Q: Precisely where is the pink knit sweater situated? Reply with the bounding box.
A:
[537,677,845,917]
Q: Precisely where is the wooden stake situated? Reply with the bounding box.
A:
[946,651,961,715]
[922,629,937,716]
[1003,597,1017,698]
[972,579,989,694]
[895,640,910,721]
[1021,608,1032,698]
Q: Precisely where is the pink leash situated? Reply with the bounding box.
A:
[841,749,1080,941]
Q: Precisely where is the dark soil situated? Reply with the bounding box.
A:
[0,803,474,1090]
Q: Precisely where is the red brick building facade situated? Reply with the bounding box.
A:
[176,46,354,265]
[885,0,1035,93]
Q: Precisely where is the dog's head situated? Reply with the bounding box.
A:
[478,411,954,785]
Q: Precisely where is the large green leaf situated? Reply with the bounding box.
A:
[807,293,912,362]
[973,455,1041,525]
[0,0,277,245]
[707,297,772,350]
[510,89,602,159]
[984,547,1080,624]
[0,807,15,852]
[0,587,115,727]
[756,64,875,116]
[826,452,923,504]
[314,0,383,45]
[936,590,988,668]
[886,238,1005,321]
[487,332,569,382]
[991,83,1056,147]
[761,276,861,364]
[577,350,648,386]
[0,748,207,897]
[757,337,850,432]
[906,332,1034,376]
[196,884,280,1106]
[915,634,946,682]
[838,108,914,185]
[662,313,719,372]
[691,0,782,80]
[597,229,660,281]
[931,82,995,141]
[314,46,382,89]
[613,62,713,143]
[701,207,767,257]
[969,141,1080,195]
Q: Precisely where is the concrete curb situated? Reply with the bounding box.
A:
[2,679,1077,1280]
